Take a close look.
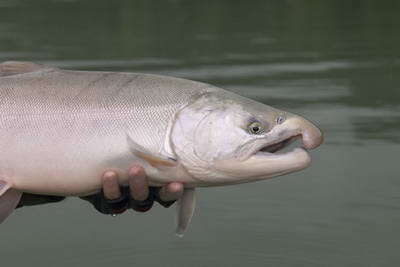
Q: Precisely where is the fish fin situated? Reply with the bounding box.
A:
[0,61,56,77]
[126,135,178,168]
[0,177,12,196]
[0,189,21,223]
[175,188,196,237]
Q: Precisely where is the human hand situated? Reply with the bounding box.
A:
[80,165,184,214]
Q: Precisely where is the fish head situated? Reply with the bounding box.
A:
[170,89,323,185]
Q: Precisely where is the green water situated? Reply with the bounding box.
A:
[1,1,400,266]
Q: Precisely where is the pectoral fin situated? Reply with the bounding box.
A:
[175,188,196,237]
[0,177,11,196]
[0,177,21,223]
[0,189,21,223]
[0,61,55,77]
[126,135,178,168]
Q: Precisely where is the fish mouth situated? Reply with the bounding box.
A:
[211,116,323,185]
[213,116,323,185]
[256,135,301,155]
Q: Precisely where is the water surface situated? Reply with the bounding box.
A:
[0,1,399,266]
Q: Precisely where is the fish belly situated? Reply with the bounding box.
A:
[0,113,135,196]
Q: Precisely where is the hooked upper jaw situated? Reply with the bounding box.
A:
[294,116,324,150]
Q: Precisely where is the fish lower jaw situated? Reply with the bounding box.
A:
[254,147,312,170]
[208,147,312,186]
[290,147,312,170]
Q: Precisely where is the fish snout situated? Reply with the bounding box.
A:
[285,116,323,150]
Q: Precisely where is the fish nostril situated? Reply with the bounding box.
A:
[276,115,285,125]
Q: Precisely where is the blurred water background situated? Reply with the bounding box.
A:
[0,0,400,266]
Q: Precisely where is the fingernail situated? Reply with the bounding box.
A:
[103,171,117,179]
[129,165,143,176]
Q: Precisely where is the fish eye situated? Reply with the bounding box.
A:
[248,121,263,134]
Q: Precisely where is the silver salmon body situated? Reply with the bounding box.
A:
[0,61,323,236]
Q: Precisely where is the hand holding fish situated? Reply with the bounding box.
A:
[81,165,183,214]
[17,165,183,214]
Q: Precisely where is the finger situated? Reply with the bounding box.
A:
[128,165,149,201]
[102,171,121,200]
[158,182,184,202]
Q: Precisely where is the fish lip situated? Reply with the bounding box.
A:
[253,134,303,156]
